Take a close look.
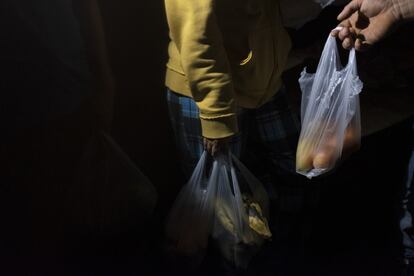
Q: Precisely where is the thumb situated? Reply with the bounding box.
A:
[337,0,364,21]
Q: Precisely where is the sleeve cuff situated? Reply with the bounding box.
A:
[200,115,238,139]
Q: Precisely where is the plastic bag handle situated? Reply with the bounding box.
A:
[332,26,358,71]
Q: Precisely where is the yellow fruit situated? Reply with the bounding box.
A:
[326,135,339,149]
[215,200,236,235]
[296,140,314,172]
[248,202,272,239]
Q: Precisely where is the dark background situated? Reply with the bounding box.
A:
[96,2,414,275]
[98,2,414,275]
[99,0,179,208]
[0,1,413,275]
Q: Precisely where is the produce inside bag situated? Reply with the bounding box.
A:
[165,152,217,261]
[296,28,363,179]
[214,193,271,242]
[166,151,271,269]
[212,153,271,269]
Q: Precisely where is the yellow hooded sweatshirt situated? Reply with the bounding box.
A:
[165,0,291,139]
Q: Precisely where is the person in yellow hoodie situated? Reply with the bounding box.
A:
[164,1,320,269]
[165,0,299,171]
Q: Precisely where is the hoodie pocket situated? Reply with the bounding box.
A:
[232,26,275,92]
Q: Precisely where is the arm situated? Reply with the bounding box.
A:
[73,0,115,131]
[165,0,238,140]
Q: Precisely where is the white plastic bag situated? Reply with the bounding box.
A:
[166,151,271,269]
[296,29,363,179]
[212,152,270,269]
[165,152,217,263]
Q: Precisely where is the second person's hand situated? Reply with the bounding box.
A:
[331,0,404,51]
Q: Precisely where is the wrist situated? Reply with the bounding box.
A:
[200,114,238,139]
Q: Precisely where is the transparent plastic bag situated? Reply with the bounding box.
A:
[296,29,363,179]
[212,152,271,269]
[166,151,271,269]
[165,151,217,263]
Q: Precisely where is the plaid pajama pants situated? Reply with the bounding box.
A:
[167,86,320,226]
[167,86,299,176]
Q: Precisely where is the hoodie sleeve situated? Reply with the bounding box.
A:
[165,0,238,139]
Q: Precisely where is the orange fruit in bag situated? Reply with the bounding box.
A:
[313,145,336,169]
[312,130,351,169]
[297,121,361,174]
[343,126,360,152]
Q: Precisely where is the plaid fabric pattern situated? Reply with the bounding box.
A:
[253,88,301,175]
[167,87,320,224]
[166,90,244,177]
[167,86,300,176]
